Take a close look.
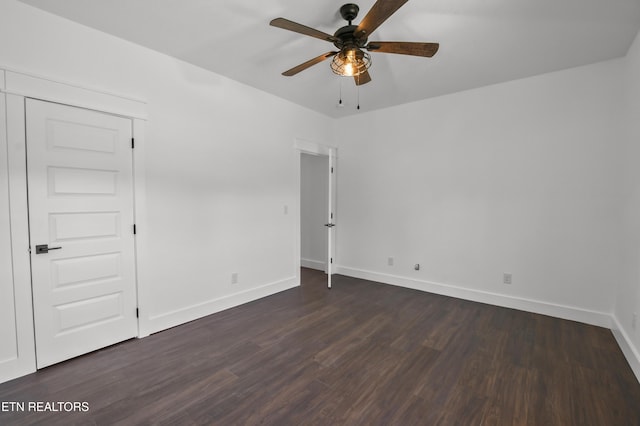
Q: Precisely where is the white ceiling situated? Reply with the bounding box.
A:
[19,0,640,118]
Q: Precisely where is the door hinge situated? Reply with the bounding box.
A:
[331,258,333,264]
[136,308,139,318]
[331,212,333,219]
[131,138,135,149]
[133,224,137,235]
[331,167,334,173]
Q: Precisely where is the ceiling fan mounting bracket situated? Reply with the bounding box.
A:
[339,4,360,24]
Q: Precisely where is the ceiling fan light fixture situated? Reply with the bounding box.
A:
[330,48,371,77]
[271,0,440,87]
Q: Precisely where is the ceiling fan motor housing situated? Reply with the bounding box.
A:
[333,25,367,50]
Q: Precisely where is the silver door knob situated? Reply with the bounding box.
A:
[35,244,62,254]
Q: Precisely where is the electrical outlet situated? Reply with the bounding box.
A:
[231,273,238,284]
[633,312,638,330]
[503,273,512,285]
[388,257,394,266]
[414,264,420,271]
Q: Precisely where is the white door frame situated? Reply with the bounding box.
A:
[0,67,149,383]
[294,139,337,289]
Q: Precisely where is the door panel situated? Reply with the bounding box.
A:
[327,156,333,288]
[52,252,121,288]
[48,167,118,195]
[26,99,137,368]
[49,212,120,241]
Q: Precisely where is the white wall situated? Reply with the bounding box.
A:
[0,0,333,380]
[334,59,626,324]
[616,30,640,378]
[300,153,329,271]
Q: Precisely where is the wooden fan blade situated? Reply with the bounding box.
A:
[270,18,339,43]
[355,0,409,38]
[282,52,338,76]
[367,41,439,57]
[354,70,372,85]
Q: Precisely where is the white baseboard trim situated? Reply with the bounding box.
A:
[301,258,327,272]
[611,316,640,383]
[334,266,612,329]
[145,276,298,335]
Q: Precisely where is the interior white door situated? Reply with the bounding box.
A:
[26,99,138,368]
[327,155,336,289]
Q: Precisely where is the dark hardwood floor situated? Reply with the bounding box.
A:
[1,268,639,425]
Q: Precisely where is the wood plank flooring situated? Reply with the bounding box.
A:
[1,268,639,425]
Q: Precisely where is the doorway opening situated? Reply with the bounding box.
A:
[300,153,329,275]
[295,141,336,289]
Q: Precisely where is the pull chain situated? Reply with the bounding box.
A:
[357,75,360,110]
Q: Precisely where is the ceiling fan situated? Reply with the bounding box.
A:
[270,0,439,86]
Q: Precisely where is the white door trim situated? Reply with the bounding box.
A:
[294,138,338,289]
[1,93,37,383]
[327,154,336,288]
[0,67,149,383]
[0,67,147,119]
